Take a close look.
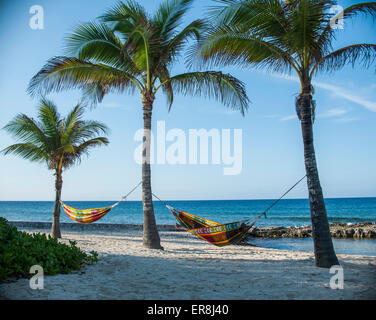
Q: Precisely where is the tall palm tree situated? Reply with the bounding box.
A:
[197,0,376,267]
[27,0,249,249]
[2,99,109,238]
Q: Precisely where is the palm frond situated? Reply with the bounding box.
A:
[99,0,148,37]
[155,19,207,73]
[76,137,110,152]
[61,104,86,145]
[123,23,154,75]
[167,19,207,60]
[63,103,85,132]
[66,120,109,146]
[65,22,125,69]
[206,0,245,26]
[1,143,47,163]
[27,56,140,101]
[153,0,194,39]
[167,71,249,115]
[62,137,109,168]
[100,0,148,24]
[196,26,296,73]
[38,99,62,149]
[155,66,174,110]
[2,113,50,150]
[208,0,291,43]
[287,0,332,57]
[315,2,376,59]
[313,43,376,75]
[341,2,376,21]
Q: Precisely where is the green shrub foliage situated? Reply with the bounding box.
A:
[0,217,98,281]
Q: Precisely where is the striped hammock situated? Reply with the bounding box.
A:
[60,181,142,224]
[169,205,220,229]
[61,200,122,224]
[164,176,307,246]
[167,205,260,247]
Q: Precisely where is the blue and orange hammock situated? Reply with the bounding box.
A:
[61,176,306,246]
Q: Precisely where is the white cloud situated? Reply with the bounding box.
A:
[333,117,360,123]
[280,109,350,122]
[312,81,376,112]
[316,108,348,118]
[264,71,376,112]
[280,114,297,121]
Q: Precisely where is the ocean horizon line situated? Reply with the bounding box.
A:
[1,196,376,202]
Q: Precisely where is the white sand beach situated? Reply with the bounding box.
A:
[1,229,375,300]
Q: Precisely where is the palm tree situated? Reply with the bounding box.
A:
[2,99,109,238]
[27,0,249,249]
[197,0,376,267]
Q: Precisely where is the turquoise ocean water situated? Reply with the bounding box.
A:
[1,197,375,256]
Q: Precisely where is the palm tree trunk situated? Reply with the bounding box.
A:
[298,91,339,268]
[141,94,163,249]
[51,169,62,238]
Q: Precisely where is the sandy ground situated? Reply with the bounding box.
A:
[1,229,375,300]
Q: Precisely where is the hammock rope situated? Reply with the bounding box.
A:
[61,174,307,245]
[61,181,142,224]
[152,175,307,246]
[260,175,307,218]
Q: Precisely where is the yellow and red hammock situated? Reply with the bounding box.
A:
[60,182,142,224]
[166,205,264,247]
[159,176,306,246]
[60,200,122,224]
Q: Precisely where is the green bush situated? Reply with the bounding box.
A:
[0,217,98,281]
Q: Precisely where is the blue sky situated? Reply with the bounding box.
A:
[0,0,375,201]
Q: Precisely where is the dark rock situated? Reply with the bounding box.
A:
[246,222,376,239]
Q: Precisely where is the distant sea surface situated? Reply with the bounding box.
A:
[1,197,375,226]
[1,197,375,256]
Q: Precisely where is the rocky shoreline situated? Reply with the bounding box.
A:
[8,220,376,239]
[247,222,376,239]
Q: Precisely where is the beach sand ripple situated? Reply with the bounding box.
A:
[1,229,375,300]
